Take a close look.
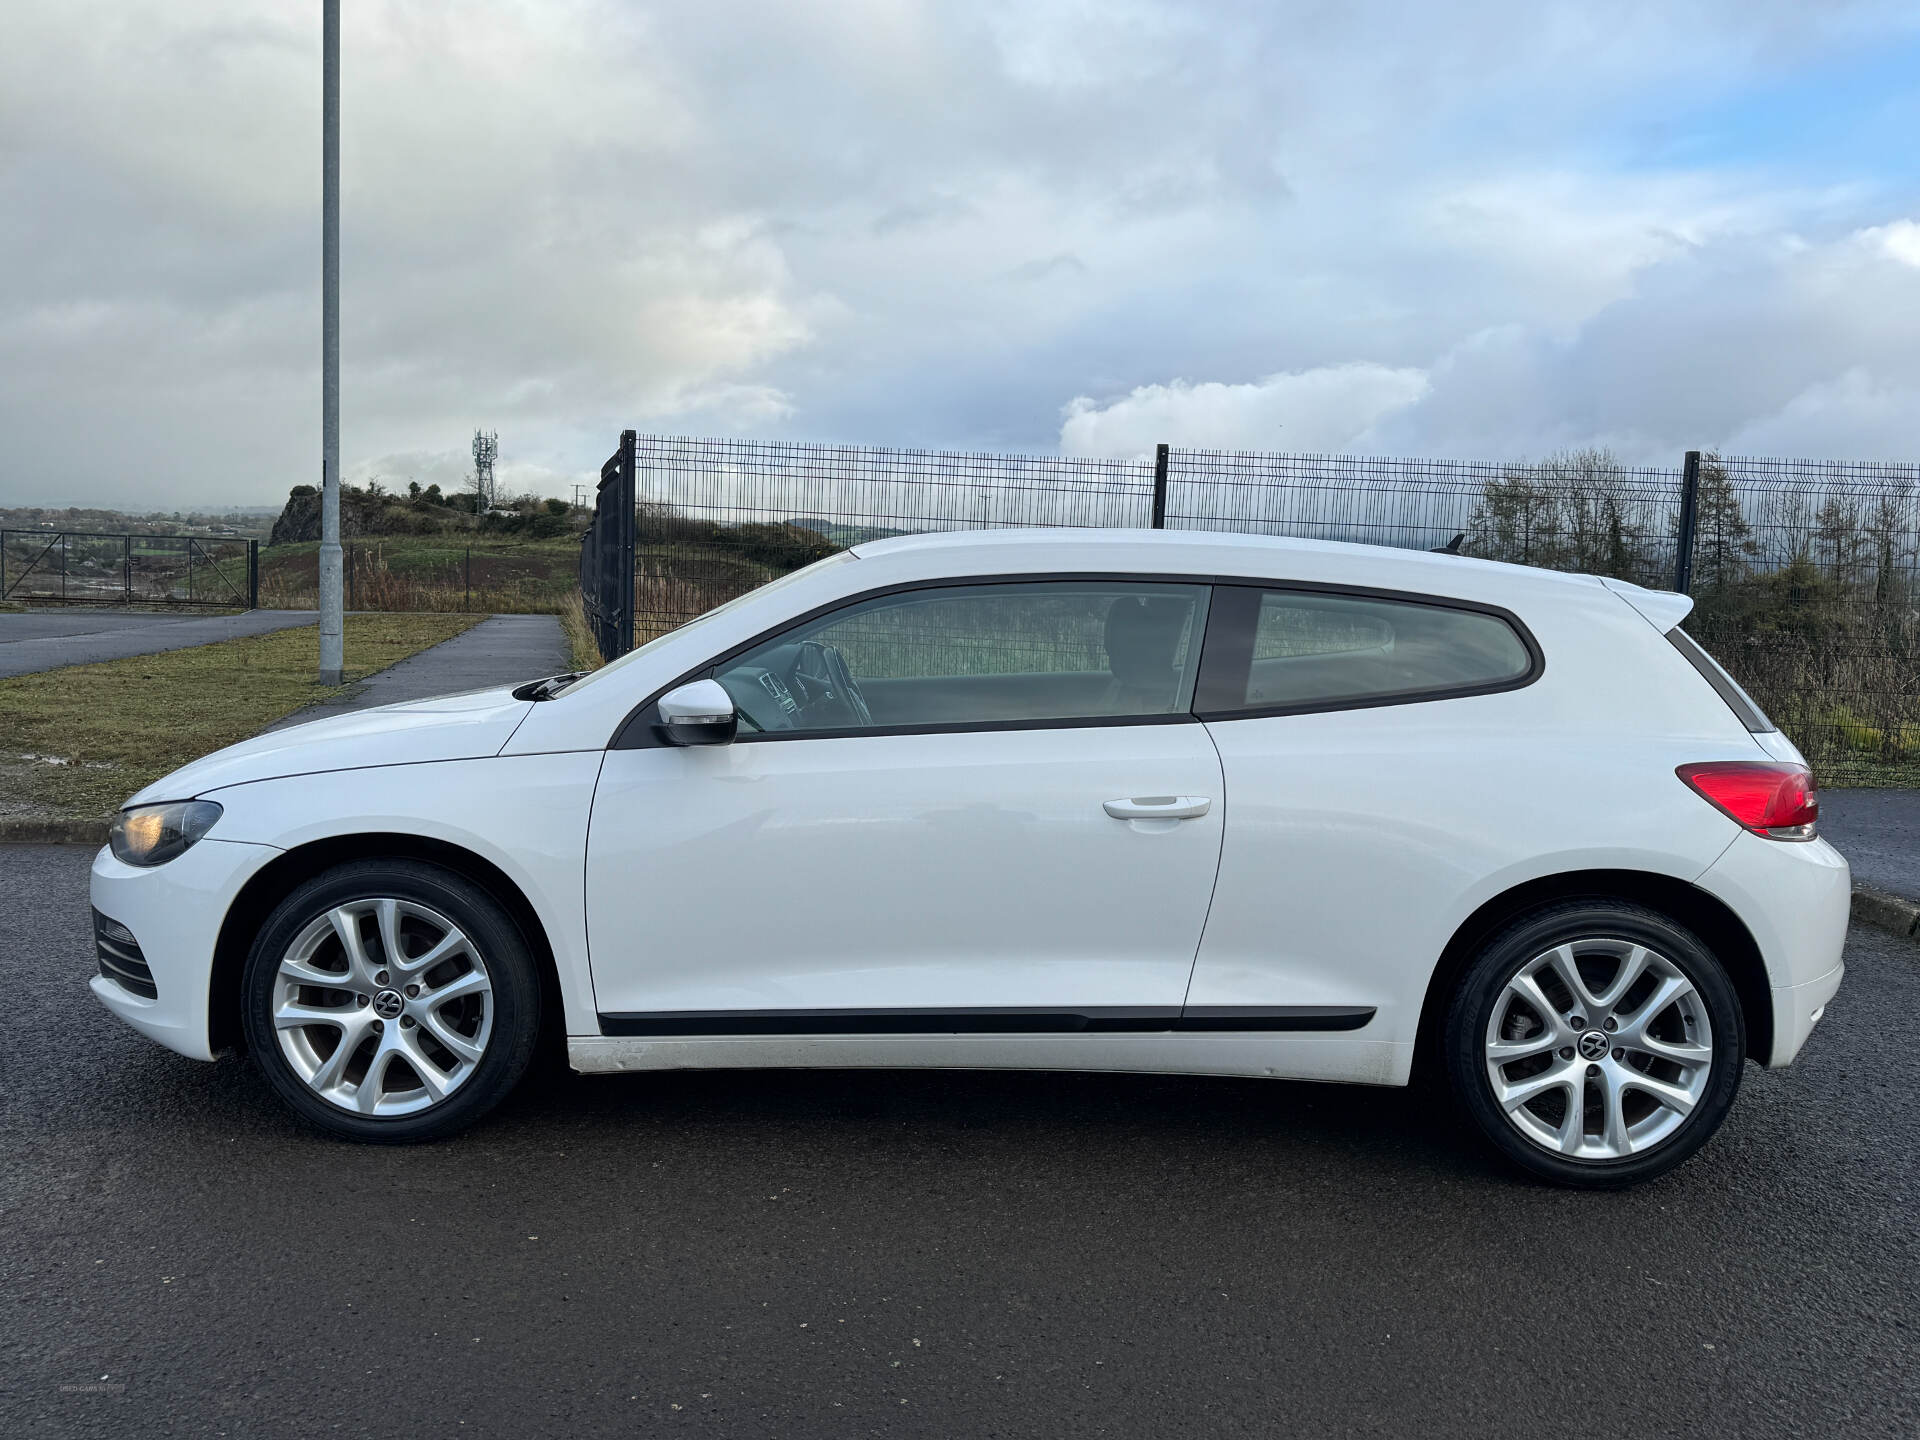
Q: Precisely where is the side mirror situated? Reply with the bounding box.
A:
[655,679,737,747]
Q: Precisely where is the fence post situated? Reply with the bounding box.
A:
[1151,444,1170,529]
[124,536,132,604]
[619,428,637,657]
[1673,450,1701,594]
[465,546,471,613]
[249,540,259,610]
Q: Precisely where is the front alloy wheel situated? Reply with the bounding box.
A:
[1446,901,1743,1187]
[270,897,495,1116]
[242,860,540,1142]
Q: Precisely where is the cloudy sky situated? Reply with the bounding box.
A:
[4,0,1919,510]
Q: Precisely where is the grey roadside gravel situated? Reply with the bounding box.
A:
[2,840,1915,1437]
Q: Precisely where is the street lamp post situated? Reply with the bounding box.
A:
[318,0,343,684]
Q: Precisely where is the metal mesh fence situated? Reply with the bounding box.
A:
[1167,449,1687,590]
[632,435,1154,635]
[607,433,1920,785]
[1684,457,1920,786]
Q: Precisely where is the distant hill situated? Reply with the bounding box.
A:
[0,504,274,540]
[267,483,584,545]
[788,516,913,546]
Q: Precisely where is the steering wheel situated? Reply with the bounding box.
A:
[790,640,873,727]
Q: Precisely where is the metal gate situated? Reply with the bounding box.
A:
[1,530,259,608]
[576,430,636,662]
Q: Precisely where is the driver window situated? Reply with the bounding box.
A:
[714,582,1211,734]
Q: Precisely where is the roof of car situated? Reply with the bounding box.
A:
[848,527,1689,628]
[855,525,1509,568]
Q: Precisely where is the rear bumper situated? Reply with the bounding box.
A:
[1695,831,1851,1068]
[88,837,281,1062]
[1768,960,1845,1071]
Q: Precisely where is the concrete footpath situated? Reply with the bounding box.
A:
[266,613,568,729]
[0,608,318,679]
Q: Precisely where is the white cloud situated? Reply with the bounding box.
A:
[1413,172,1819,335]
[1060,365,1429,458]
[985,0,1205,92]
[1724,368,1920,460]
[1072,214,1920,466]
[1863,219,1920,268]
[345,444,586,499]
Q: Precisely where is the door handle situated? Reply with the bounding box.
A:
[1104,795,1211,821]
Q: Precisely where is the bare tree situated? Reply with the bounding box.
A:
[1467,447,1657,583]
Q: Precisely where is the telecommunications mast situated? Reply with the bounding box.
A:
[472,429,499,510]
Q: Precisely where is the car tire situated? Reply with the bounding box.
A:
[1444,900,1744,1188]
[240,859,542,1143]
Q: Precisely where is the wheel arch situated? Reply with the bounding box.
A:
[209,832,566,1059]
[1412,868,1770,1078]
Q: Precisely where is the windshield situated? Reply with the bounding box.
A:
[553,550,859,698]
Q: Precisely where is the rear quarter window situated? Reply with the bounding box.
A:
[1196,586,1539,716]
[1666,627,1775,733]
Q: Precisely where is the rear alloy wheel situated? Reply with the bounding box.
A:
[1445,901,1744,1187]
[241,860,541,1142]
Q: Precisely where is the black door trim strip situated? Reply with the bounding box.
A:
[595,1005,1376,1037]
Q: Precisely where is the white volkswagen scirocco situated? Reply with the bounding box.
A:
[90,529,1848,1186]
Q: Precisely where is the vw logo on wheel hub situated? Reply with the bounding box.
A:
[372,989,405,1020]
[1578,1029,1610,1061]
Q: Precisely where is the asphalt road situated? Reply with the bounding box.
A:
[3,844,1915,1438]
[1819,789,1920,904]
[0,610,318,679]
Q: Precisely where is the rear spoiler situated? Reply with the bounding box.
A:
[1600,576,1694,632]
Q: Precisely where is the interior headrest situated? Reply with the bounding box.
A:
[1104,597,1190,686]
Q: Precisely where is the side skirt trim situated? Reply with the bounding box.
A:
[595,1005,1375,1037]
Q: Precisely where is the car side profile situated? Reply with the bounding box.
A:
[89,529,1849,1186]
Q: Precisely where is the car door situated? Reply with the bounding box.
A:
[584,578,1225,1029]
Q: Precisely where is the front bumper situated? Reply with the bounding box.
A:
[88,837,281,1061]
[1695,830,1851,1068]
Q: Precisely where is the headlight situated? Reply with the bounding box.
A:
[109,800,224,867]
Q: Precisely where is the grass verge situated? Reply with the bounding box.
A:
[258,536,582,612]
[558,591,604,674]
[0,612,480,821]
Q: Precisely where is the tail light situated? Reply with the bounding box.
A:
[1677,761,1818,840]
